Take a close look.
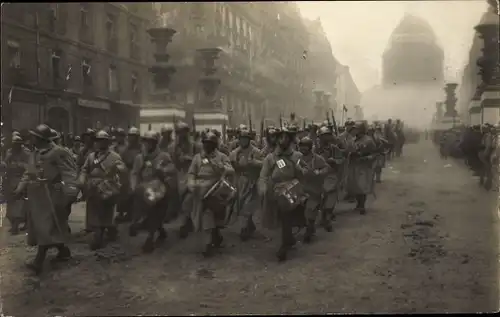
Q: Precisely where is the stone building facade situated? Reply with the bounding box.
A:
[1,3,152,137]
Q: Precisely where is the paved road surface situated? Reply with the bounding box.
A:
[0,141,498,316]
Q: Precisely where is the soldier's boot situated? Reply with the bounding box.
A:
[303,219,316,244]
[202,229,216,258]
[212,228,224,248]
[276,222,294,262]
[26,246,48,275]
[356,194,367,215]
[155,227,168,245]
[375,171,382,183]
[51,244,71,263]
[240,217,256,241]
[179,217,194,239]
[90,229,105,251]
[142,234,155,253]
[9,220,20,235]
[106,226,118,242]
[321,209,333,232]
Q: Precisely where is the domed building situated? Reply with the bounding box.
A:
[382,14,444,87]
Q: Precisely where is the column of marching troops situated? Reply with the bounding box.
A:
[0,117,406,275]
[437,122,500,191]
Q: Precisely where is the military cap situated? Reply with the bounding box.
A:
[202,131,218,144]
[128,127,140,136]
[29,124,53,141]
[95,130,111,140]
[142,130,160,141]
[298,136,314,147]
[12,135,24,143]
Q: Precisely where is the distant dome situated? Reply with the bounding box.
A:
[390,14,437,44]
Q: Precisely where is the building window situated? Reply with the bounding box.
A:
[48,4,58,32]
[7,40,21,68]
[51,49,61,84]
[82,58,92,86]
[131,72,138,95]
[106,14,117,51]
[108,65,118,92]
[130,23,139,59]
[80,4,89,28]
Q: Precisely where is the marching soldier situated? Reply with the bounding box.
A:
[1,134,30,234]
[110,128,127,155]
[115,127,141,223]
[229,127,263,241]
[159,124,173,152]
[187,131,235,257]
[214,129,230,155]
[76,128,96,172]
[70,136,82,160]
[259,125,308,261]
[315,126,345,231]
[261,126,279,157]
[79,130,126,250]
[297,136,329,243]
[346,122,377,214]
[169,121,202,238]
[372,124,389,183]
[129,130,177,252]
[14,124,80,274]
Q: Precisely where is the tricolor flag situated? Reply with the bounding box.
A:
[8,86,13,104]
[65,64,72,81]
[302,50,307,60]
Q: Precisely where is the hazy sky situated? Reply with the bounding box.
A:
[298,0,489,92]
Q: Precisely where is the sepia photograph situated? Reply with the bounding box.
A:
[0,1,499,315]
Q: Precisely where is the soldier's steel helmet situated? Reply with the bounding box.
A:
[298,136,314,147]
[128,127,140,136]
[82,128,96,137]
[29,124,53,141]
[239,128,252,138]
[318,126,331,136]
[280,124,299,135]
[202,131,218,144]
[115,128,126,136]
[175,121,190,131]
[12,135,24,143]
[49,129,61,141]
[95,130,111,140]
[160,124,173,133]
[142,130,160,142]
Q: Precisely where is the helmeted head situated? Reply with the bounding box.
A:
[238,128,252,148]
[160,124,173,136]
[73,135,82,146]
[127,126,140,144]
[142,130,160,152]
[202,131,218,154]
[318,125,332,144]
[94,130,111,150]
[114,128,126,143]
[278,124,298,150]
[29,124,53,147]
[175,121,190,139]
[298,136,314,155]
[11,134,24,149]
[266,125,279,146]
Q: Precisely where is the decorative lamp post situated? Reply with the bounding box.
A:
[141,26,179,132]
[195,47,227,132]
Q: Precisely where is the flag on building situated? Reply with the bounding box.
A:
[343,104,348,112]
[302,50,307,60]
[65,64,72,81]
